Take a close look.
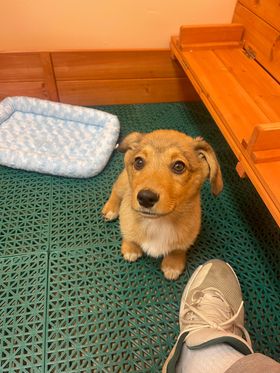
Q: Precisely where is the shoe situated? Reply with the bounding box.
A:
[162,259,253,373]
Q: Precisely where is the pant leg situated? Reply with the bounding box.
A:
[225,353,280,373]
[175,343,244,373]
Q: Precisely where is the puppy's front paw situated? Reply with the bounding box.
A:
[103,209,119,221]
[161,250,186,281]
[102,200,119,221]
[123,251,142,262]
[121,240,143,262]
[162,267,182,281]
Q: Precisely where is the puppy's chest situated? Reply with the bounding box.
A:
[140,219,181,257]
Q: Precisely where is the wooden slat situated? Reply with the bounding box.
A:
[180,49,270,142]
[233,3,280,83]
[171,37,257,157]
[244,123,280,163]
[52,50,185,81]
[179,24,244,49]
[246,123,280,152]
[239,0,280,32]
[40,53,59,101]
[0,82,48,100]
[0,49,197,104]
[0,53,44,82]
[256,161,280,214]
[57,77,197,105]
[252,149,280,163]
[214,48,280,122]
[238,152,280,226]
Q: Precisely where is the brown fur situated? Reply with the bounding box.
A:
[102,129,223,280]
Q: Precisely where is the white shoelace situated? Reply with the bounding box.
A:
[181,287,252,347]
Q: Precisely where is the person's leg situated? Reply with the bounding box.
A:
[225,353,280,373]
[163,259,280,372]
[175,343,244,373]
[163,259,254,373]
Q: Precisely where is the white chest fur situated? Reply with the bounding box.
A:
[140,218,183,258]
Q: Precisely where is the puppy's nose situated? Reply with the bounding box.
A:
[137,189,159,208]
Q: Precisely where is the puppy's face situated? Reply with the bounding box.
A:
[119,130,223,218]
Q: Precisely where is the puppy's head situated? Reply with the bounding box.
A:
[119,130,223,218]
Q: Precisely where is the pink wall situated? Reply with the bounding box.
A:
[1,0,237,52]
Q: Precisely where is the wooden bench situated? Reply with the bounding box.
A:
[170,0,280,227]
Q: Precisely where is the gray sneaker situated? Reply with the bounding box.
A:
[163,259,253,373]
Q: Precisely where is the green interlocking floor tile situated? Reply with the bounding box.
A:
[49,175,122,251]
[0,167,52,256]
[45,247,185,373]
[0,252,48,372]
[0,102,279,372]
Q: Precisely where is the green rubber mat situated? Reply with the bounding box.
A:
[0,102,279,372]
[0,253,47,371]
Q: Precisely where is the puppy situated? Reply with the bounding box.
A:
[102,129,223,280]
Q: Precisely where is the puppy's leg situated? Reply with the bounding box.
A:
[102,191,121,221]
[102,170,127,221]
[121,240,143,262]
[161,250,187,280]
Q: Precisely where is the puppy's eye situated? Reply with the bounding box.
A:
[171,161,186,174]
[134,157,145,170]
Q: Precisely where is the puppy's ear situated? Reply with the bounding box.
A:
[194,137,223,196]
[118,132,144,152]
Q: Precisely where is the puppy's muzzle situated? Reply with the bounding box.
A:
[137,189,159,208]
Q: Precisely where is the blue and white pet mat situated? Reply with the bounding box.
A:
[0,97,120,178]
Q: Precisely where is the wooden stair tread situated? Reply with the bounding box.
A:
[241,157,280,218]
[175,40,280,143]
[170,35,280,226]
[214,48,280,122]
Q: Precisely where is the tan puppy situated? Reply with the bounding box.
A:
[102,129,223,280]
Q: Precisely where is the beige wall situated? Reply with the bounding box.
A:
[1,0,237,52]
